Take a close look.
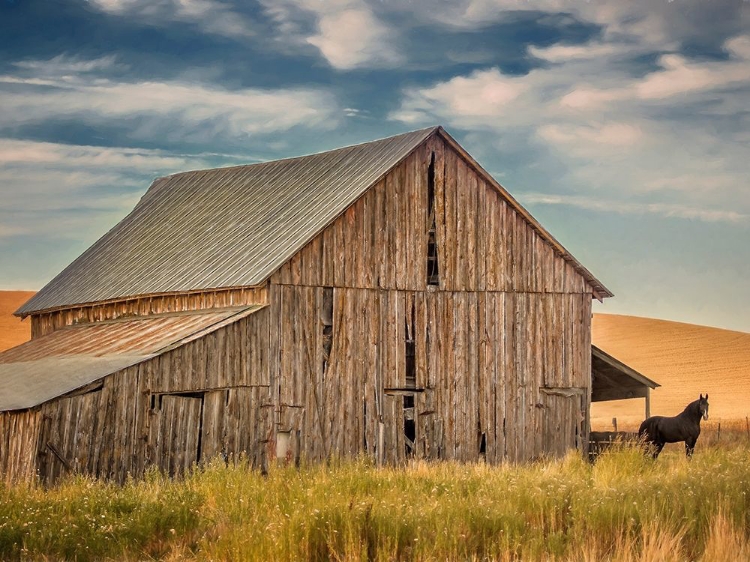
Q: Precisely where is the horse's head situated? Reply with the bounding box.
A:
[699,393,709,421]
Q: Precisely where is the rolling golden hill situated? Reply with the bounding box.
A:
[0,291,34,352]
[591,313,750,430]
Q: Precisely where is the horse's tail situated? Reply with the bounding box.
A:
[638,417,655,440]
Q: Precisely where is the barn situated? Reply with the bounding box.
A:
[1,126,617,484]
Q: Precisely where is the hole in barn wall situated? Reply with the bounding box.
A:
[405,298,416,389]
[426,151,440,286]
[479,432,486,458]
[404,394,415,457]
[321,287,333,379]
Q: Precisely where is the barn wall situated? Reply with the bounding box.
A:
[30,286,268,339]
[0,410,41,484]
[271,137,590,295]
[3,307,272,484]
[268,136,593,464]
[271,284,591,465]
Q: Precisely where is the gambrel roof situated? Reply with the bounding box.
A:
[17,126,611,316]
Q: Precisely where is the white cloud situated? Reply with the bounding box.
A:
[528,43,619,62]
[86,0,254,39]
[0,56,340,142]
[390,28,750,222]
[13,54,121,75]
[260,0,400,69]
[392,68,530,127]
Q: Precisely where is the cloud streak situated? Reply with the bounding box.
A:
[86,0,256,39]
[520,193,748,224]
[0,55,341,144]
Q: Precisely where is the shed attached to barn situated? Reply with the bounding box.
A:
[1,126,614,483]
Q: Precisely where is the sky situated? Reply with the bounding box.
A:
[0,0,748,332]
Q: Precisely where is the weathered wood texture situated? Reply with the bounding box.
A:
[30,286,267,339]
[1,308,272,484]
[271,138,590,295]
[0,410,41,483]
[271,284,591,465]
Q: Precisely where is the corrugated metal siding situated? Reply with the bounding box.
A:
[18,128,438,315]
[0,306,264,411]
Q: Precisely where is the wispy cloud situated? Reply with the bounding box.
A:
[0,55,341,143]
[0,139,211,236]
[86,0,256,39]
[520,193,748,224]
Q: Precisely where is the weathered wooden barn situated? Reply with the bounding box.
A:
[1,126,620,483]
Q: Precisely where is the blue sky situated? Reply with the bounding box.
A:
[0,0,748,331]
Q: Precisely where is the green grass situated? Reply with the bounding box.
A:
[2,439,750,561]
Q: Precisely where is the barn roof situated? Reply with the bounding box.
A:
[0,306,264,411]
[17,126,611,316]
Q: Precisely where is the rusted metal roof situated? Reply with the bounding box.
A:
[17,125,611,316]
[0,306,264,411]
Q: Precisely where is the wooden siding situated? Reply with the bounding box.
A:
[271,138,590,295]
[30,286,268,339]
[0,410,41,483]
[1,307,272,484]
[271,284,591,465]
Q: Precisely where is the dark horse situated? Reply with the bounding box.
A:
[638,394,709,459]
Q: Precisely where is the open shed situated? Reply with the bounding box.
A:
[591,345,660,419]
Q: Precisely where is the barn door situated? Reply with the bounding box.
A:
[542,392,581,459]
[154,394,203,477]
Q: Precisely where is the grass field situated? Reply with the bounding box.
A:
[0,291,34,352]
[2,440,750,561]
[592,314,750,431]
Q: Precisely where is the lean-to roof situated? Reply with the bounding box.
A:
[0,306,264,411]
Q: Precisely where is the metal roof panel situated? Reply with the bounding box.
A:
[0,306,265,411]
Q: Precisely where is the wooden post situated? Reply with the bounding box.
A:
[645,389,651,419]
[377,422,384,467]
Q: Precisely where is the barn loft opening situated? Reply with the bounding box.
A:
[426,152,439,286]
[321,287,333,378]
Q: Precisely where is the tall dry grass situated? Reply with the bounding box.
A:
[2,439,750,561]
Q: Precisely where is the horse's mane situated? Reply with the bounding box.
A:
[682,398,705,417]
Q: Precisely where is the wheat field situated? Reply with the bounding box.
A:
[0,291,33,353]
[592,313,750,431]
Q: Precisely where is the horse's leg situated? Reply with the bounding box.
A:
[653,442,664,459]
[685,438,696,459]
